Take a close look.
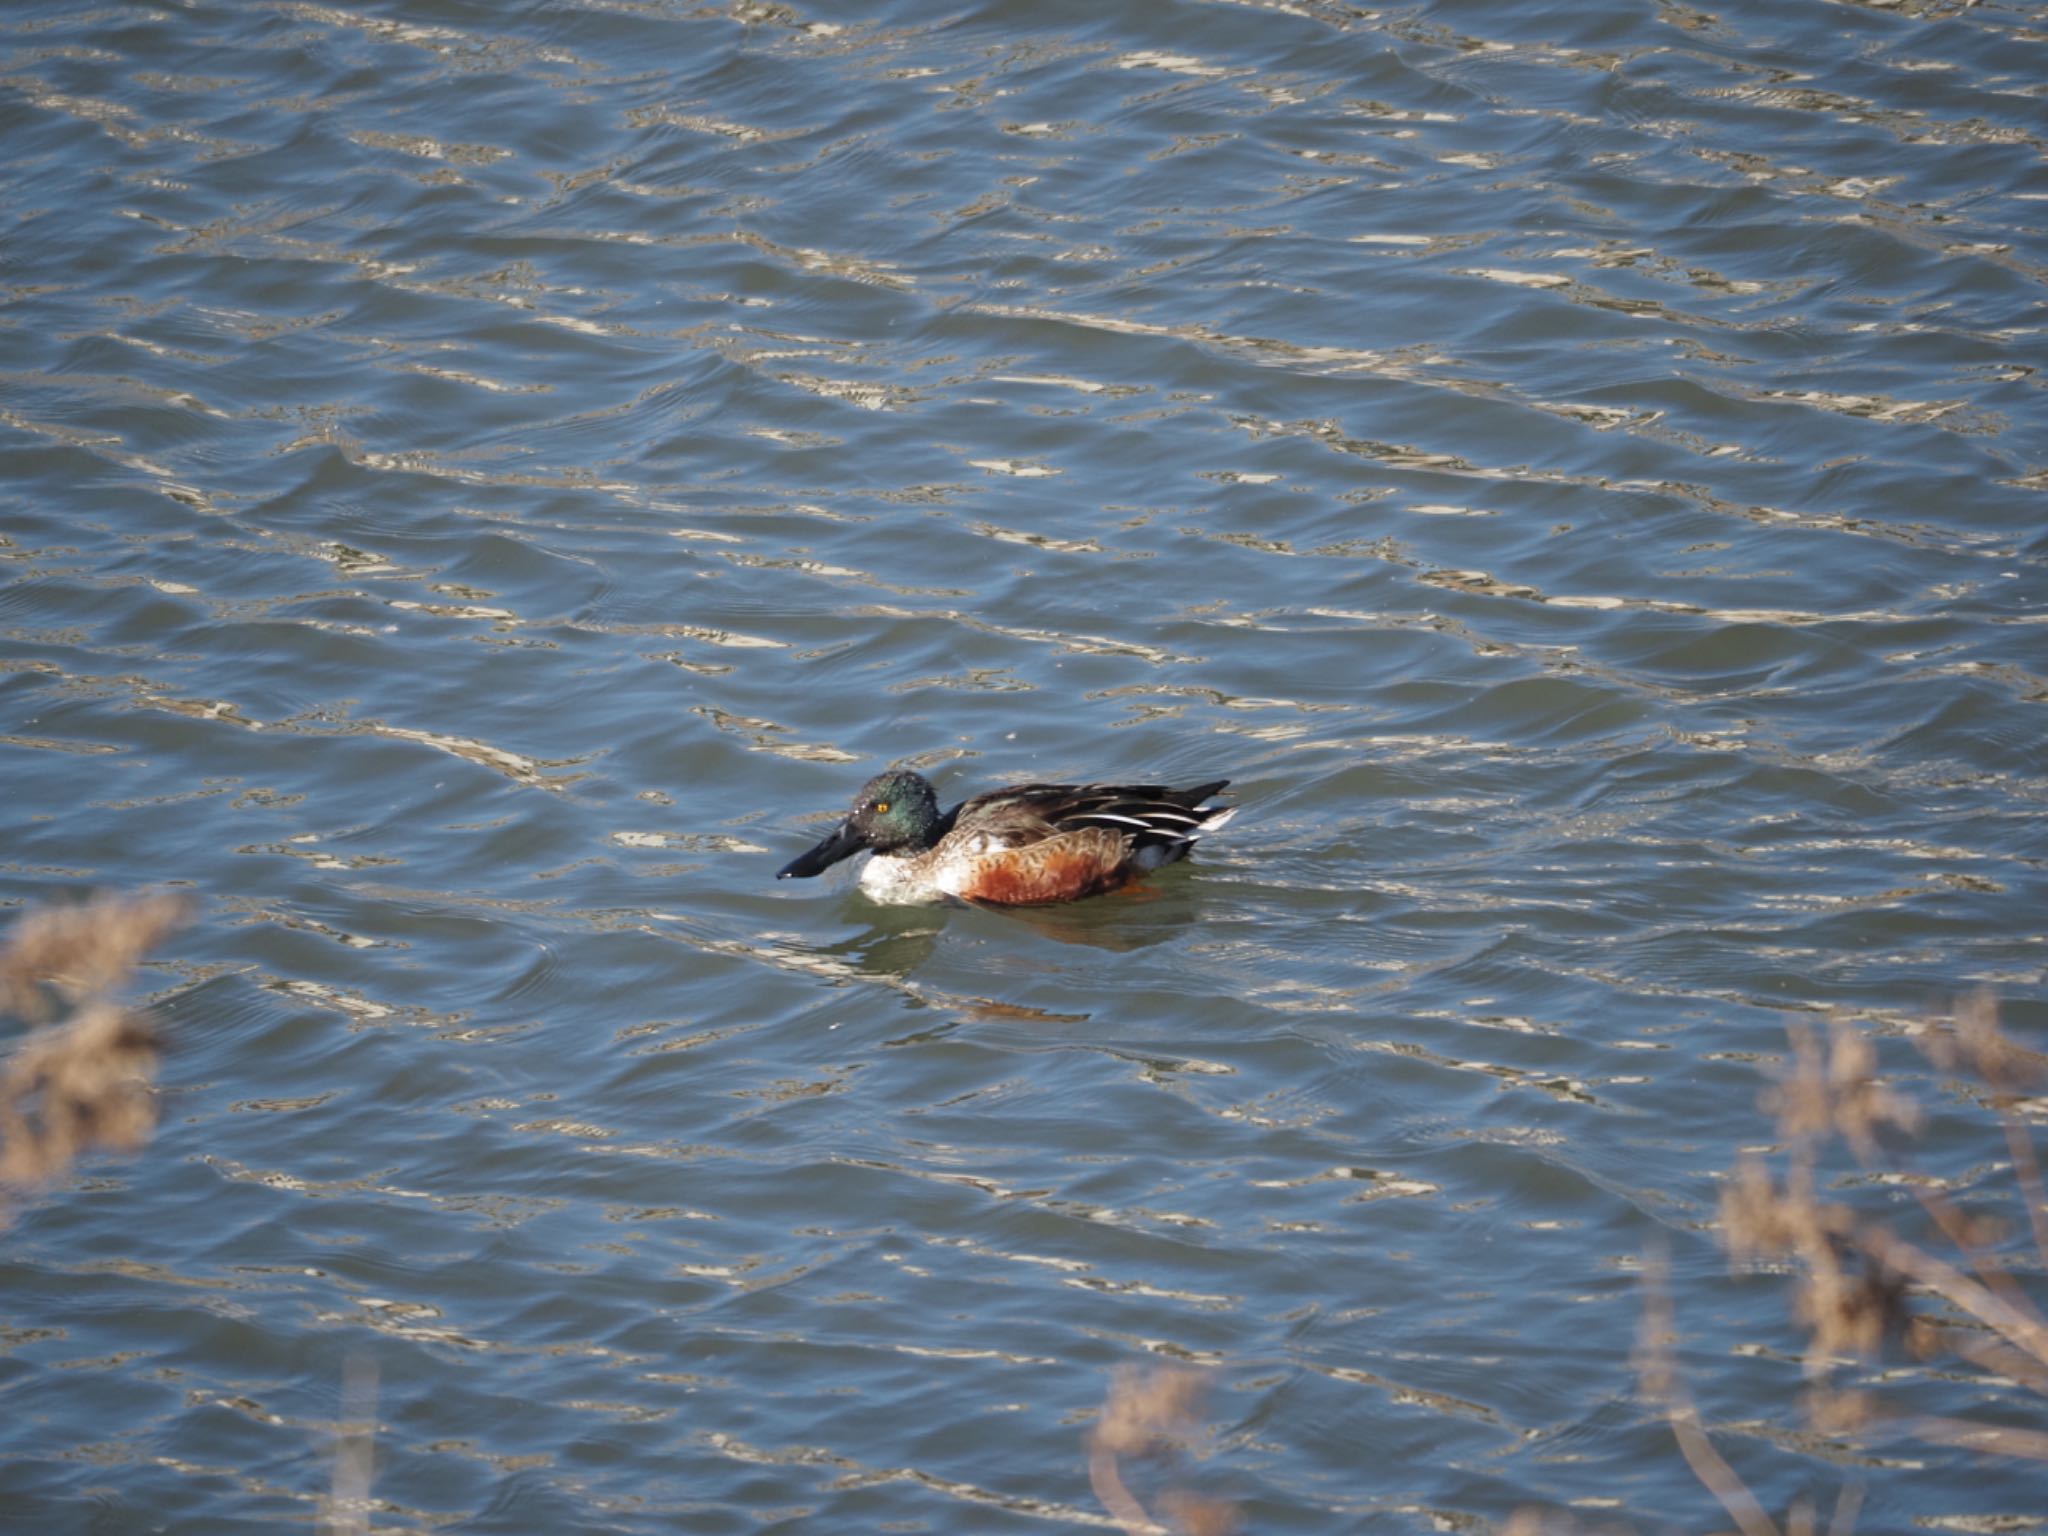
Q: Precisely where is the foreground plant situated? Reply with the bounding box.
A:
[1532,997,2048,1536]
[1721,997,2048,1463]
[0,892,191,1222]
[1089,1366,1237,1536]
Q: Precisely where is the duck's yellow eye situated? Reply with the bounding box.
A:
[873,801,891,814]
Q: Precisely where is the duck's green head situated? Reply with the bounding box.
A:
[777,769,942,879]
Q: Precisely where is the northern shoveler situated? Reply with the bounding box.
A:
[776,769,1235,906]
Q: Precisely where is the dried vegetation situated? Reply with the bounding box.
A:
[0,892,190,1221]
[1090,1366,1238,1535]
[1719,996,2048,1464]
[1587,993,2048,1536]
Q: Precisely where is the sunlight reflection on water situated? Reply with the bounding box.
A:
[1,0,2045,1530]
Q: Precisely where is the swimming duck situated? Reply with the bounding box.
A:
[776,768,1235,906]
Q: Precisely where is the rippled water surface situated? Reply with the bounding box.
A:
[4,0,2046,1529]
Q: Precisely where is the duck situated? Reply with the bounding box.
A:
[776,768,1235,906]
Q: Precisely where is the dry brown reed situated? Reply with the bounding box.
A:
[1721,998,2048,1461]
[0,892,190,1222]
[1524,995,2042,1536]
[1089,1366,1237,1535]
[0,892,190,1020]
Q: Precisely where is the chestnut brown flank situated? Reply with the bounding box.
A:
[957,830,1131,906]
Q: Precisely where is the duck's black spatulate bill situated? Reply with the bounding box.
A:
[777,820,866,879]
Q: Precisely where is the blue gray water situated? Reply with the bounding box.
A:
[3,0,2045,1530]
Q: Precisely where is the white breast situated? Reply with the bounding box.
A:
[857,853,940,905]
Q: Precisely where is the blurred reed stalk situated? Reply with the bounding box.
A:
[319,1353,381,1536]
[1633,1245,1864,1536]
[0,892,190,1224]
[1089,1366,1237,1535]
